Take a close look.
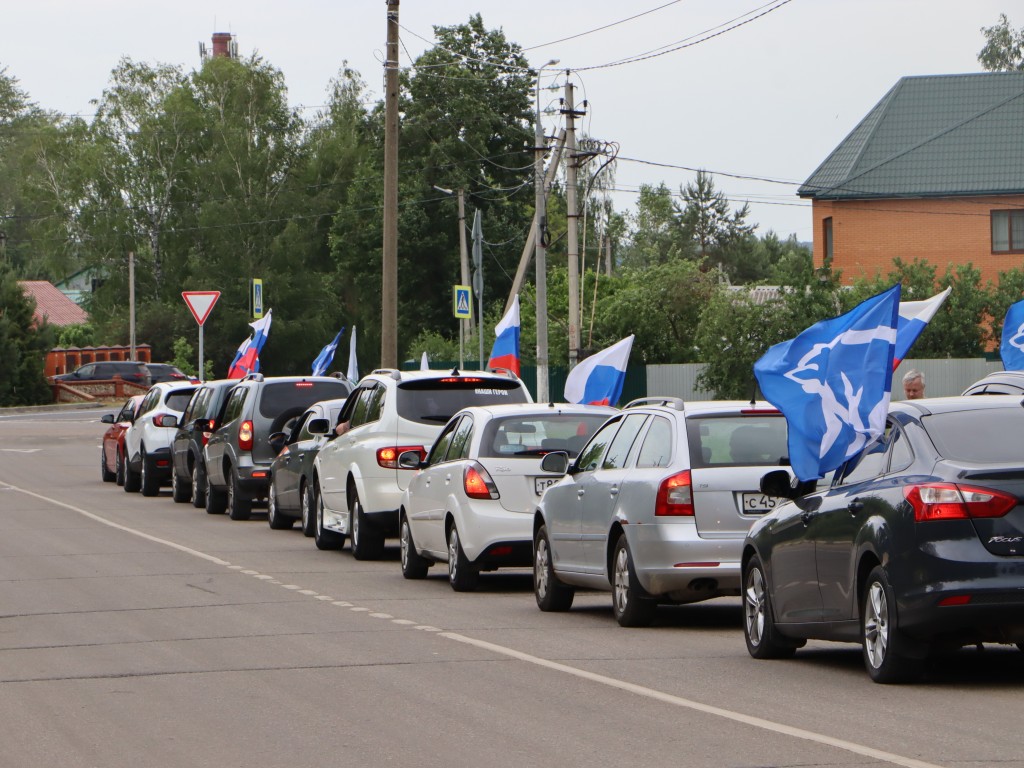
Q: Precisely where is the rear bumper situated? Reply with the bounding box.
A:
[627,522,743,601]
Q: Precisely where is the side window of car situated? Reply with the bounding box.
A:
[118,400,135,422]
[139,390,160,415]
[446,416,474,461]
[291,412,313,443]
[365,385,386,424]
[602,414,648,470]
[636,416,674,468]
[427,417,461,466]
[78,364,96,377]
[182,389,204,423]
[348,387,374,428]
[222,387,247,425]
[887,425,913,474]
[838,425,895,485]
[576,417,623,473]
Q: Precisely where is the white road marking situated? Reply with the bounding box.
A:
[0,448,42,453]
[0,479,947,768]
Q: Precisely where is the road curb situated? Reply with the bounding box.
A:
[0,402,112,415]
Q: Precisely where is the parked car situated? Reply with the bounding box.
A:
[169,379,239,507]
[313,368,532,559]
[147,363,193,383]
[961,370,1024,395]
[99,395,144,485]
[398,403,615,590]
[204,375,353,520]
[53,360,151,386]
[267,398,349,533]
[533,397,788,627]
[742,396,1024,683]
[122,381,199,496]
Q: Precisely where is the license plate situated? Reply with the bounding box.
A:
[741,493,782,514]
[535,476,559,496]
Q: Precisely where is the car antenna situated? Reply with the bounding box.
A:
[749,378,761,407]
[450,367,460,376]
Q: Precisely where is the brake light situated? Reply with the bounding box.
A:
[464,463,500,500]
[378,445,425,469]
[740,408,780,415]
[295,382,314,388]
[904,483,1017,522]
[656,470,694,516]
[440,377,483,383]
[238,420,254,452]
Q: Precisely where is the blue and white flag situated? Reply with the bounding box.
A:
[311,327,345,377]
[1001,299,1024,371]
[754,285,901,482]
[894,287,950,368]
[564,335,634,406]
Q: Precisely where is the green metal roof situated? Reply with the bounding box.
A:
[799,72,1024,200]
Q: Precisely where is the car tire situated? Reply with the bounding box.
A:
[862,565,925,684]
[447,524,479,592]
[611,535,657,627]
[400,515,430,579]
[140,448,160,497]
[123,454,141,493]
[314,483,345,551]
[115,449,126,487]
[349,493,384,561]
[534,524,574,612]
[101,446,116,483]
[743,554,798,659]
[267,481,295,530]
[300,481,316,538]
[227,468,252,521]
[191,461,207,509]
[205,473,227,515]
[171,468,191,503]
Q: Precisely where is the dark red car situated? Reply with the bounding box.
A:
[100,395,144,485]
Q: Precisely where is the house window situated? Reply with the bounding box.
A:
[992,210,1024,253]
[823,217,834,266]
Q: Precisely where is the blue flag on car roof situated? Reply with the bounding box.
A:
[754,284,901,482]
[1000,300,1024,371]
[311,326,345,377]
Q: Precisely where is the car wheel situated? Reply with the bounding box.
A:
[349,493,384,560]
[101,446,116,483]
[171,467,191,503]
[862,565,925,684]
[743,554,798,659]
[534,524,574,612]
[314,483,345,551]
[300,481,316,537]
[447,524,479,592]
[267,481,295,530]
[205,473,227,515]
[400,515,429,579]
[140,448,160,497]
[191,461,207,509]
[115,449,126,487]
[611,535,656,627]
[227,468,252,521]
[123,454,141,493]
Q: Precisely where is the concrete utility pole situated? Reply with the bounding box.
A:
[563,79,585,369]
[457,189,470,349]
[128,251,136,361]
[472,209,484,369]
[380,0,400,368]
[533,58,559,402]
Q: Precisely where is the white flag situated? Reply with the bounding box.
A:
[347,326,359,385]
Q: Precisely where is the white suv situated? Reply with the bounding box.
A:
[312,369,531,559]
[123,381,198,497]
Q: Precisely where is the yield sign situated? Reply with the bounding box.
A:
[182,291,221,326]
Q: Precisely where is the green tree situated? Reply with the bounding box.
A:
[676,170,757,280]
[979,14,1024,71]
[0,264,54,405]
[619,183,686,268]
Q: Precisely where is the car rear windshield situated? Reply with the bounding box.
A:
[685,414,788,469]
[258,380,351,420]
[923,408,1024,462]
[165,390,197,412]
[479,413,609,458]
[396,378,528,424]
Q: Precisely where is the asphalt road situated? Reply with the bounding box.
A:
[1,407,1022,768]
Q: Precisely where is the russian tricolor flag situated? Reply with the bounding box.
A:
[228,309,273,379]
[564,335,634,406]
[487,295,520,375]
[893,287,949,368]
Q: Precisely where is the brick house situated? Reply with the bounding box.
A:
[799,72,1024,287]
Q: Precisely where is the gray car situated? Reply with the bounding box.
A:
[533,397,790,627]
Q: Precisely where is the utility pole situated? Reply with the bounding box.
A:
[563,78,585,369]
[533,58,559,402]
[457,189,470,352]
[605,231,613,276]
[380,0,399,368]
[472,209,484,369]
[128,251,136,361]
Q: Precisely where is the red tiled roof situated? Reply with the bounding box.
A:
[18,281,89,327]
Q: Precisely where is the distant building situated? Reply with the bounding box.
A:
[54,267,104,306]
[199,32,238,62]
[799,72,1024,286]
[19,280,89,327]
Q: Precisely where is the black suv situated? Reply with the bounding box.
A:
[204,374,352,520]
[170,379,239,507]
[53,360,151,385]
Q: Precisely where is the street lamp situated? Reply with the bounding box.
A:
[534,58,559,402]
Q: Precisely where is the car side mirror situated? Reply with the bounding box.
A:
[306,418,330,436]
[268,432,288,452]
[760,469,815,500]
[398,450,424,470]
[540,451,569,475]
[101,413,115,424]
[160,414,178,429]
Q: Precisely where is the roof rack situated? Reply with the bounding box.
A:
[487,366,518,379]
[241,372,264,382]
[624,396,685,411]
[370,368,402,381]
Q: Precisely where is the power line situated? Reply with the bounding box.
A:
[521,0,684,51]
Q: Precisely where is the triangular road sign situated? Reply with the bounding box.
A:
[182,291,221,326]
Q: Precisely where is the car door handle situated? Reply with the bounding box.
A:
[609,486,619,497]
[801,511,814,525]
[577,489,586,498]
[444,474,451,485]
[848,499,864,514]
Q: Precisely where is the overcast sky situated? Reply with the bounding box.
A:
[2,1,1011,242]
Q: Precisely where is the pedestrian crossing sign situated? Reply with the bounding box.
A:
[453,285,472,319]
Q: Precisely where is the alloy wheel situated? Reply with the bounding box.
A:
[744,566,766,648]
[864,581,890,669]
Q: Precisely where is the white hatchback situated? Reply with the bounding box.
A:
[122,381,198,497]
[398,403,616,591]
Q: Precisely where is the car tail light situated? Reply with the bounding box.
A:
[377,445,425,469]
[238,420,254,452]
[904,483,1017,522]
[153,414,170,427]
[464,463,500,500]
[202,418,215,446]
[656,470,694,516]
